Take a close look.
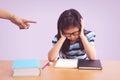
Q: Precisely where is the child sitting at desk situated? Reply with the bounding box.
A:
[48,9,96,62]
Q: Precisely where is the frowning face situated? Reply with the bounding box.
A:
[63,27,80,42]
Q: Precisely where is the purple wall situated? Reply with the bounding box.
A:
[0,0,120,60]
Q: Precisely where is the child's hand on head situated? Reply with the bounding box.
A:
[80,19,85,37]
[60,30,66,39]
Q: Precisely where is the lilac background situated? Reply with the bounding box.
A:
[0,0,120,60]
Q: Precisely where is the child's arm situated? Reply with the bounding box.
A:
[80,19,96,60]
[48,33,66,62]
[80,34,96,60]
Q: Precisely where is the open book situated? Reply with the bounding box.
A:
[55,59,78,68]
[55,59,102,70]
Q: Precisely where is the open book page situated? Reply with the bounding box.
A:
[55,59,78,69]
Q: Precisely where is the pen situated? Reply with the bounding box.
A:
[41,61,49,70]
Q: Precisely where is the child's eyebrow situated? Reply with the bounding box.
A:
[64,30,80,34]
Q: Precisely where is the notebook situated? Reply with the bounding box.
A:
[77,59,102,70]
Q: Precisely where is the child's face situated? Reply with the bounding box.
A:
[63,27,80,41]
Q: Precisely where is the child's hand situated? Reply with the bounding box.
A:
[80,19,85,37]
[60,30,66,39]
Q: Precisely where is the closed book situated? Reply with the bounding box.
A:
[77,59,102,70]
[13,68,40,76]
[13,59,40,68]
[12,59,40,77]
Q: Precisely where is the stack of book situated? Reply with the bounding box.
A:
[12,59,40,77]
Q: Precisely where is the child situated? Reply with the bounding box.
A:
[48,9,96,62]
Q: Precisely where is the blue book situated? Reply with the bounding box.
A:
[12,59,40,69]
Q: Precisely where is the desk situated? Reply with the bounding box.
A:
[0,60,120,80]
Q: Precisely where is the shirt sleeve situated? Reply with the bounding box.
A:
[85,31,96,46]
[52,35,58,46]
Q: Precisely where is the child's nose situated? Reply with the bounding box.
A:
[70,35,76,40]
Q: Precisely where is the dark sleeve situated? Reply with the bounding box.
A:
[52,35,58,46]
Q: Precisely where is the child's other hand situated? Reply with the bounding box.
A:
[60,30,66,39]
[80,19,85,37]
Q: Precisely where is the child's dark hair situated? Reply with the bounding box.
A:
[57,9,84,54]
